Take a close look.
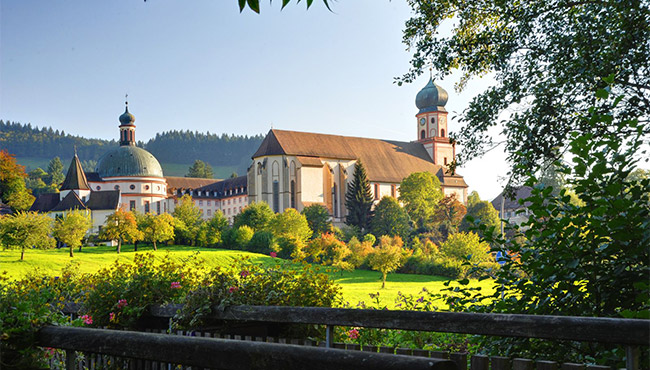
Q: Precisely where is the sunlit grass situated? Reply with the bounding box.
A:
[0,245,493,307]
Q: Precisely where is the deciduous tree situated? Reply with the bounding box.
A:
[0,150,35,211]
[400,0,650,185]
[234,202,275,232]
[0,211,53,260]
[301,204,332,239]
[140,213,175,250]
[172,194,203,245]
[398,172,443,231]
[270,208,312,244]
[368,235,407,289]
[101,209,143,254]
[433,194,467,237]
[370,196,411,240]
[53,210,92,257]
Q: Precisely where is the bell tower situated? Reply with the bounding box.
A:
[119,95,136,146]
[415,78,455,166]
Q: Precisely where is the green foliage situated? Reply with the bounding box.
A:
[176,258,341,329]
[186,159,214,179]
[46,156,64,187]
[25,167,56,197]
[0,150,35,211]
[269,208,312,243]
[246,230,277,254]
[277,236,305,260]
[368,236,408,289]
[197,212,229,247]
[398,172,443,231]
[172,194,203,245]
[400,0,650,184]
[347,236,374,268]
[370,196,411,240]
[345,160,374,232]
[443,92,650,365]
[440,231,493,265]
[236,0,332,13]
[461,199,500,238]
[305,233,352,272]
[0,211,54,260]
[140,213,175,250]
[301,204,333,238]
[233,202,274,232]
[234,225,255,248]
[53,210,92,257]
[100,209,143,254]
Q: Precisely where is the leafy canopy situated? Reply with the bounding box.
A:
[301,204,333,239]
[0,211,54,260]
[400,0,650,184]
[398,172,443,231]
[0,150,35,211]
[53,209,92,257]
[370,196,411,240]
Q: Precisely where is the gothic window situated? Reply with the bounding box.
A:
[333,183,338,217]
[290,180,296,208]
[257,163,262,175]
[273,181,280,213]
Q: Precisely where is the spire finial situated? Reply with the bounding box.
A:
[429,67,433,80]
[125,93,129,107]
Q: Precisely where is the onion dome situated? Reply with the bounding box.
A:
[415,78,448,114]
[96,145,164,178]
[119,106,135,126]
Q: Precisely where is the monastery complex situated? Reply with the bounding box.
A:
[30,78,468,230]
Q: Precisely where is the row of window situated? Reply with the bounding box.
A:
[96,184,164,192]
[196,197,246,207]
[177,186,247,198]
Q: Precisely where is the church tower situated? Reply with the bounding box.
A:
[415,78,455,166]
[119,98,136,146]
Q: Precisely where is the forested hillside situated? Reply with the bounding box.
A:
[0,120,264,173]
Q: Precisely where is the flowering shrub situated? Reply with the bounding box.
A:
[175,257,341,329]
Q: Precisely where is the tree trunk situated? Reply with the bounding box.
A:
[153,240,157,251]
[117,239,122,254]
[69,245,74,258]
[78,244,83,252]
[382,272,386,289]
[134,241,138,252]
[21,247,25,261]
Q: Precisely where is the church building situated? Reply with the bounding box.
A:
[247,79,468,224]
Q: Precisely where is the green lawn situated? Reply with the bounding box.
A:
[0,245,493,307]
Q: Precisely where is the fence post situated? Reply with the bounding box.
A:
[65,350,76,370]
[325,325,333,348]
[626,346,639,370]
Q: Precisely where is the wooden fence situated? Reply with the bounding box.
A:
[37,304,649,370]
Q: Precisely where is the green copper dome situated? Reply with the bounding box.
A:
[416,78,448,114]
[119,106,135,126]
[96,145,164,178]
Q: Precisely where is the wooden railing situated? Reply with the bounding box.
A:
[38,304,650,370]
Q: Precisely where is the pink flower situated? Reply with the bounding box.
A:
[109,312,116,321]
[240,270,250,278]
[81,315,93,325]
[117,299,128,308]
[43,347,56,358]
[228,286,238,293]
[270,252,277,258]
[171,281,181,289]
[347,329,359,339]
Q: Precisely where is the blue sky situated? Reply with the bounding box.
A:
[0,0,508,199]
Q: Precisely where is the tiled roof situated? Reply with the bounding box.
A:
[194,176,248,198]
[60,155,90,191]
[491,186,533,210]
[85,172,103,182]
[51,191,87,212]
[253,129,466,184]
[165,176,220,190]
[85,190,120,210]
[29,193,61,212]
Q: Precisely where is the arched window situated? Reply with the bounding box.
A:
[333,183,338,217]
[290,180,296,208]
[272,180,280,213]
[420,130,426,139]
[441,129,445,137]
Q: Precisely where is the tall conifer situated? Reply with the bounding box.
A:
[345,160,374,231]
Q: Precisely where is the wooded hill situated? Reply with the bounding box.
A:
[0,120,264,173]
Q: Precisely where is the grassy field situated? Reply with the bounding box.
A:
[0,244,493,307]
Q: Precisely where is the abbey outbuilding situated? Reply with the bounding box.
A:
[30,78,467,229]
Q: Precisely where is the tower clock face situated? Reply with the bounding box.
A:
[419,117,426,126]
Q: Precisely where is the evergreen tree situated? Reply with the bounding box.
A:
[46,157,64,187]
[345,160,374,232]
[186,160,214,178]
